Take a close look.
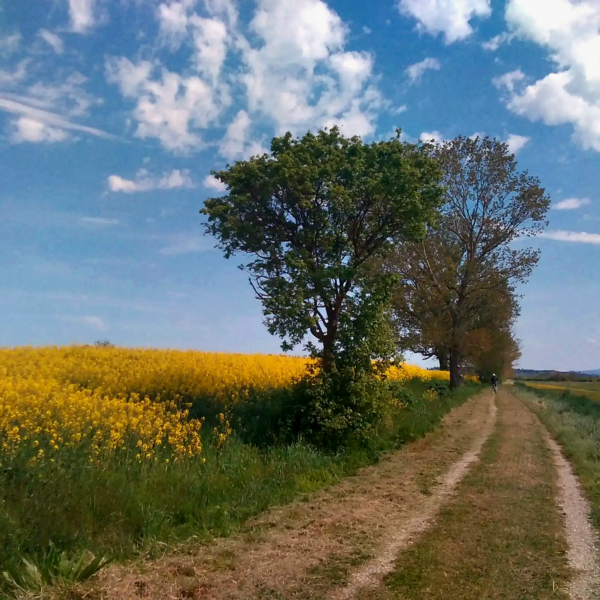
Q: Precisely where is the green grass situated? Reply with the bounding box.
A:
[0,382,480,595]
[515,383,600,531]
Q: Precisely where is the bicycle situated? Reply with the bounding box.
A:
[492,382,498,393]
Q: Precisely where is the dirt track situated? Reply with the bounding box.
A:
[93,391,496,599]
[79,388,600,600]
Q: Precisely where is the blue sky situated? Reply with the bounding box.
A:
[1,0,599,371]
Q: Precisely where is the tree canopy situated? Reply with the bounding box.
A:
[386,136,550,386]
[202,127,443,373]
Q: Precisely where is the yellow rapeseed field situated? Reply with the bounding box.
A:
[0,346,455,467]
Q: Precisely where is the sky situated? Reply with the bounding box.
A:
[0,0,599,371]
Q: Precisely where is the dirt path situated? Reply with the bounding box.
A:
[90,391,496,600]
[356,387,574,599]
[541,414,600,599]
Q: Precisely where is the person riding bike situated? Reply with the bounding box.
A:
[491,373,499,393]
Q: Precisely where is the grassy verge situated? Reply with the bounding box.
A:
[515,383,600,530]
[0,382,480,594]
[361,389,570,600]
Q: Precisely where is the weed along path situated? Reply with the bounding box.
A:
[75,388,600,600]
[89,391,496,600]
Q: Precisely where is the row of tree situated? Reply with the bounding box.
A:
[201,128,549,443]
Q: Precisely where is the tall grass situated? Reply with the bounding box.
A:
[0,381,480,594]
[515,384,600,529]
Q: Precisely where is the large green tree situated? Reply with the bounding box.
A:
[387,136,550,387]
[202,128,443,375]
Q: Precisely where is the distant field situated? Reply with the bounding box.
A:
[523,381,600,401]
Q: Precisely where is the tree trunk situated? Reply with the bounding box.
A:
[437,352,449,371]
[449,349,462,389]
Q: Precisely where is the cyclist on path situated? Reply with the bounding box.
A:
[491,373,499,393]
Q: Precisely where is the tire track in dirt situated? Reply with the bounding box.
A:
[332,395,496,600]
[89,391,496,600]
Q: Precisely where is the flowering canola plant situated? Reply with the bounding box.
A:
[0,346,457,467]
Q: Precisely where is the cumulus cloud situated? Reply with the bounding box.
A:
[38,29,64,54]
[482,32,512,51]
[506,133,530,154]
[538,230,600,244]
[108,0,382,152]
[203,174,227,191]
[69,0,97,33]
[492,69,525,94]
[107,168,194,193]
[11,117,70,143]
[419,130,444,143]
[405,57,441,85]
[219,109,249,159]
[500,0,600,152]
[397,0,491,43]
[240,0,382,137]
[553,198,592,210]
[106,56,227,152]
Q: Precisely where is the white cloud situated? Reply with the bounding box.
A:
[506,133,530,154]
[11,117,70,143]
[159,235,212,255]
[69,0,97,33]
[405,57,441,85]
[363,26,372,35]
[110,0,382,152]
[397,0,491,44]
[158,0,193,41]
[419,130,444,143]
[219,109,250,159]
[482,32,512,51]
[190,16,228,83]
[553,198,592,210]
[218,109,268,159]
[394,104,408,114]
[538,230,600,244]
[241,0,382,137]
[492,69,525,94]
[501,0,600,151]
[39,29,64,54]
[107,168,194,193]
[27,72,101,117]
[0,59,29,87]
[106,56,227,152]
[203,174,227,191]
[0,95,111,140]
[77,315,109,330]
[79,217,121,226]
[0,32,21,54]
